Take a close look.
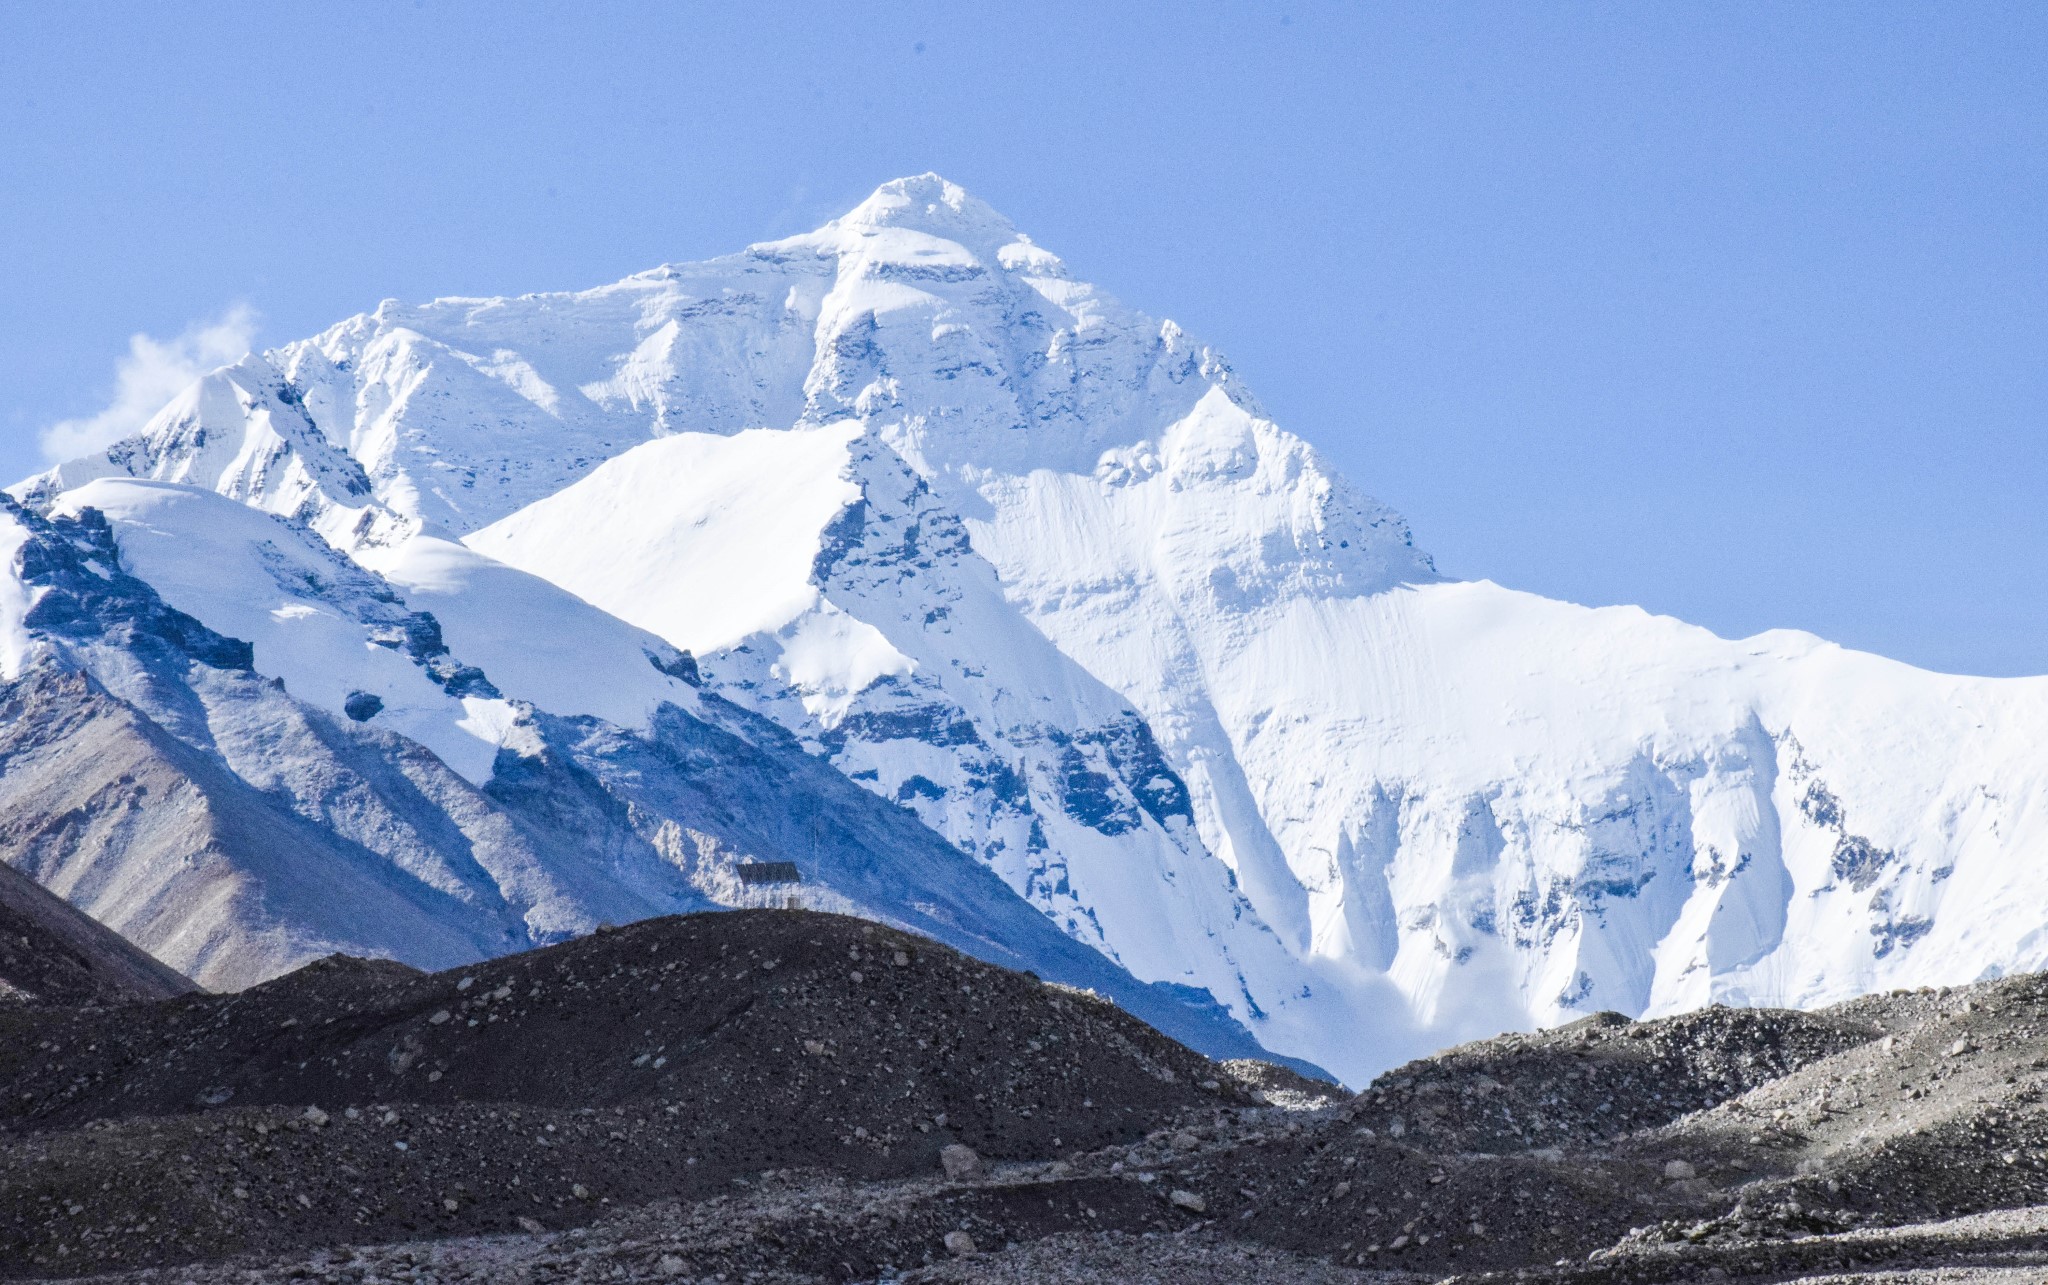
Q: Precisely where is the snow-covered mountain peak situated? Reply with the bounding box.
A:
[739,173,1042,286]
[829,172,1019,245]
[18,176,1293,535]
[12,181,2048,1084]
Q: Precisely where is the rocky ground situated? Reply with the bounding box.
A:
[10,910,2048,1283]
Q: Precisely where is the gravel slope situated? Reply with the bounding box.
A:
[16,915,2048,1283]
[0,909,1275,1277]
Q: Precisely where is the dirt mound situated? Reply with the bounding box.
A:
[1335,1004,1879,1155]
[0,909,1256,1277]
[1150,976,2048,1281]
[16,923,2048,1282]
[0,860,197,1007]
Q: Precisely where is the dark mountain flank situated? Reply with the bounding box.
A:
[0,858,196,1006]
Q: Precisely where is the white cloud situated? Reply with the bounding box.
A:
[39,305,260,463]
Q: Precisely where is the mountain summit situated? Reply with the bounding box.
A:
[10,179,2048,1083]
[830,171,1023,244]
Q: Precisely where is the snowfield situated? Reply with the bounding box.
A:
[11,174,2047,1083]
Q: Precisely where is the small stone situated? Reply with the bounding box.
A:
[517,1215,544,1234]
[658,1255,686,1277]
[456,976,475,991]
[442,1198,459,1212]
[1169,1189,1206,1214]
[893,951,911,967]
[944,1230,977,1256]
[1948,1038,1971,1057]
[1332,1180,1352,1199]
[301,1106,330,1127]
[1388,1233,1410,1250]
[940,1143,982,1179]
[1663,1160,1697,1181]
[428,1010,451,1025]
[571,1183,591,1200]
[849,970,864,983]
[1172,1129,1200,1150]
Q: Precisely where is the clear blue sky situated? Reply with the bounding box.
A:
[2,2,2042,675]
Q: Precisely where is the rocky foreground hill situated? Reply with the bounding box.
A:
[6,909,2048,1283]
[0,859,195,1007]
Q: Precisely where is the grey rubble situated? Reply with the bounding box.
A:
[13,917,2048,1283]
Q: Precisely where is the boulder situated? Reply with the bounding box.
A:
[940,1143,982,1180]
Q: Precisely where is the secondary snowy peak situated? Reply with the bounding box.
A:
[468,420,1325,1038]
[0,484,1278,1066]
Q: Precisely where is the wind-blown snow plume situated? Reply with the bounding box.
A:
[39,305,259,462]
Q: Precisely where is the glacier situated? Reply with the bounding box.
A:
[13,173,2048,1085]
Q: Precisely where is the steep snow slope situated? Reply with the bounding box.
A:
[468,425,1319,1046]
[20,175,2048,1083]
